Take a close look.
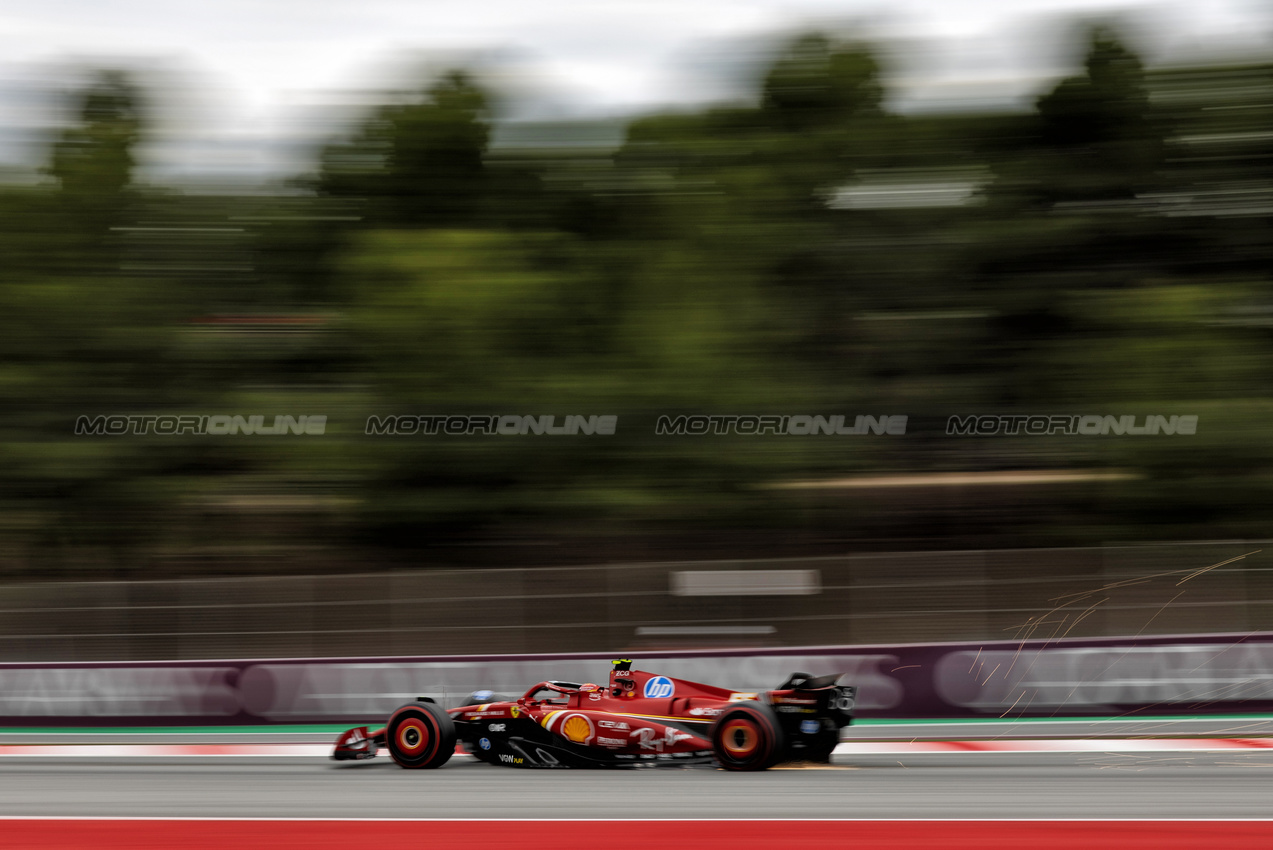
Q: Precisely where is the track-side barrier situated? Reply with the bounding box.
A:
[2,631,1272,726]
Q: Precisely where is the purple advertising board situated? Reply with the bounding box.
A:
[1,631,1270,726]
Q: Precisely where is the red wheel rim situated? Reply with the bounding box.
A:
[720,718,761,758]
[396,718,429,756]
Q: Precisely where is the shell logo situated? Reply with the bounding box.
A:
[561,714,594,744]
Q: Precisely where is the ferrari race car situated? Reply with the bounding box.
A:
[332,659,856,771]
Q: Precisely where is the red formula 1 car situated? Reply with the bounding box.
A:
[332,659,856,771]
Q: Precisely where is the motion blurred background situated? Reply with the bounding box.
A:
[2,0,1273,660]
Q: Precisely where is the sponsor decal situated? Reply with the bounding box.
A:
[487,723,506,732]
[598,720,630,731]
[728,692,759,702]
[629,726,695,752]
[560,714,595,745]
[774,696,818,706]
[630,728,657,750]
[800,720,821,735]
[580,683,600,692]
[597,736,627,747]
[498,754,523,764]
[643,676,675,699]
[479,737,491,750]
[688,706,722,717]
[776,706,817,714]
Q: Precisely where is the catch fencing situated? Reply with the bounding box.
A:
[1,541,1270,662]
[1,541,1272,725]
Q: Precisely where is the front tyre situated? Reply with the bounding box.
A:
[386,702,456,769]
[711,702,785,771]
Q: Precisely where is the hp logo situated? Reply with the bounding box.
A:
[643,676,675,699]
[478,737,491,750]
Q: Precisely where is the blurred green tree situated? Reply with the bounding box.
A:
[762,33,883,130]
[1033,26,1162,200]
[47,71,144,230]
[319,70,491,227]
[4,28,1273,581]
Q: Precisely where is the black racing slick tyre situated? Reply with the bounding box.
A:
[711,702,786,772]
[386,702,456,769]
[803,727,841,764]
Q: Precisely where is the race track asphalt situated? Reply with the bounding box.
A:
[3,751,1272,819]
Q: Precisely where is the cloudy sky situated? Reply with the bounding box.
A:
[0,0,1268,182]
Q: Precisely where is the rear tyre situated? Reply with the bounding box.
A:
[802,727,841,763]
[711,702,785,771]
[386,702,456,769]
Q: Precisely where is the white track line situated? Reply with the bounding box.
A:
[2,816,1273,822]
[0,744,330,757]
[835,738,1273,754]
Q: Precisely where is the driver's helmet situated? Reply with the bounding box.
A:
[466,689,496,706]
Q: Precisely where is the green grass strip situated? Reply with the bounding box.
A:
[854,713,1273,725]
[0,724,355,735]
